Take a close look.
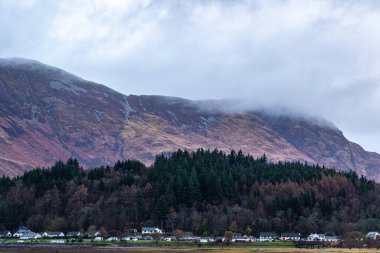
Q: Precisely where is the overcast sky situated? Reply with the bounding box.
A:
[1,0,380,153]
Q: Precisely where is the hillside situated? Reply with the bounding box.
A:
[1,58,380,180]
[0,151,378,235]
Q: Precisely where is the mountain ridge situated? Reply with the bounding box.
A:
[1,58,380,180]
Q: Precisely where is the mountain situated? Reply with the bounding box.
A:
[1,58,380,180]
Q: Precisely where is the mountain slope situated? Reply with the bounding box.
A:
[1,58,380,180]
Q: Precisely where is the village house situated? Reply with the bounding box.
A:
[13,227,32,237]
[129,228,138,234]
[367,232,380,239]
[307,233,326,241]
[42,231,65,237]
[233,232,242,238]
[106,236,119,241]
[199,238,208,243]
[141,227,163,234]
[20,232,41,240]
[199,237,215,243]
[259,232,276,242]
[86,231,102,238]
[281,232,301,241]
[325,235,340,242]
[231,233,251,242]
[67,231,82,237]
[0,230,12,237]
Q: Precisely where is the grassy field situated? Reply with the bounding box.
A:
[1,247,380,253]
[1,240,380,253]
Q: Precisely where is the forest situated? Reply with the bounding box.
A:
[0,149,379,237]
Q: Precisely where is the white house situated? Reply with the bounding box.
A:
[141,227,163,234]
[235,236,251,243]
[106,236,119,241]
[13,227,31,237]
[0,230,12,237]
[164,237,174,242]
[20,232,41,240]
[42,231,65,237]
[94,236,103,241]
[325,236,340,242]
[281,232,301,241]
[307,233,326,241]
[86,231,102,238]
[199,238,209,243]
[67,231,82,237]
[259,232,276,242]
[367,232,380,239]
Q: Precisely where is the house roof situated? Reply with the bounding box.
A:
[67,231,81,236]
[142,227,159,231]
[281,232,300,237]
[14,227,31,233]
[20,232,39,238]
[0,230,11,235]
[44,231,64,235]
[260,232,276,237]
[86,231,102,236]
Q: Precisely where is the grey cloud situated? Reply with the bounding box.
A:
[0,0,380,152]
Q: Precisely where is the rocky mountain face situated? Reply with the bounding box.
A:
[1,58,380,181]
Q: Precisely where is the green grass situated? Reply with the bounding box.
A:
[0,238,295,249]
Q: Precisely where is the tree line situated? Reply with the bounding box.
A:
[0,149,379,237]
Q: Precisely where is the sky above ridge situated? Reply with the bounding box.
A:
[1,0,380,153]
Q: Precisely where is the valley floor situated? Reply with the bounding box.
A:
[1,246,380,253]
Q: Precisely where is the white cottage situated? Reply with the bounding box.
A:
[281,232,301,241]
[141,227,163,234]
[259,232,276,242]
[0,230,12,237]
[307,233,326,241]
[367,232,380,239]
[42,231,65,237]
[20,232,41,240]
[13,227,31,237]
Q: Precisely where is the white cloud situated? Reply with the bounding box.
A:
[0,0,380,152]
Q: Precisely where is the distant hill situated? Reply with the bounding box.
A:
[1,58,380,181]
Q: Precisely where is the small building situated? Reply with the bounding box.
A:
[199,238,207,243]
[234,235,251,242]
[106,236,119,241]
[325,236,340,242]
[141,227,163,234]
[20,232,41,240]
[259,232,276,242]
[164,236,175,241]
[94,236,103,241]
[307,233,326,241]
[367,232,380,239]
[233,232,242,238]
[130,236,140,241]
[129,228,138,234]
[67,231,82,237]
[0,230,12,237]
[86,231,102,238]
[199,237,215,243]
[13,227,31,237]
[42,231,65,238]
[179,236,197,242]
[281,232,301,241]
